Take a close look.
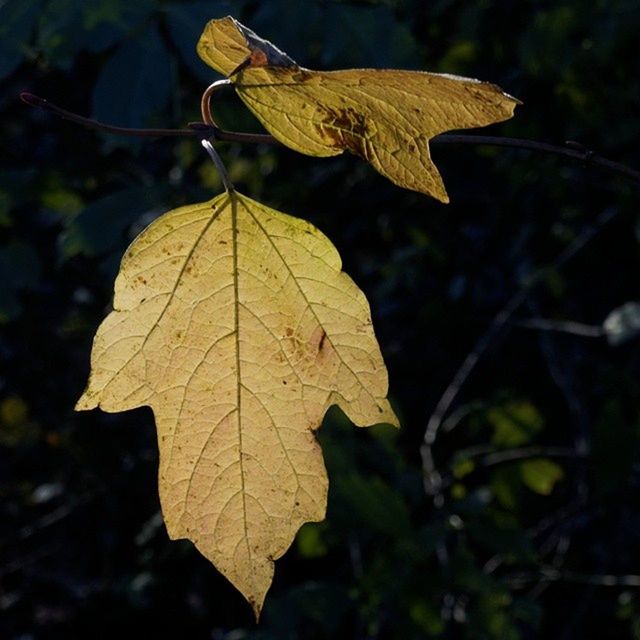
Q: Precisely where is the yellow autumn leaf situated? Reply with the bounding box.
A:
[76,190,397,617]
[197,16,520,202]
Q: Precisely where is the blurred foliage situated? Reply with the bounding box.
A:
[2,0,640,638]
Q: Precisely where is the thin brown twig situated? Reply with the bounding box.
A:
[20,92,275,144]
[437,135,640,185]
[20,93,202,138]
[20,92,640,185]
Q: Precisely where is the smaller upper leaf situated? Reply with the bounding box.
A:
[197,16,520,202]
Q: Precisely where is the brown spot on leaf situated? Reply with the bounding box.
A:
[309,326,332,363]
[250,49,269,67]
[314,106,370,157]
[292,69,312,83]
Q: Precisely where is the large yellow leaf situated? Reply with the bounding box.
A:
[197,16,520,202]
[76,191,397,617]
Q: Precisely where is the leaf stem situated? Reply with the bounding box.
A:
[20,92,640,185]
[200,79,232,128]
[201,139,234,193]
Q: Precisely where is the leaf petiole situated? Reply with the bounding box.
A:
[201,139,234,193]
[200,78,232,128]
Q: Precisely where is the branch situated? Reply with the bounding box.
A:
[421,207,619,502]
[19,92,274,145]
[470,444,578,467]
[439,445,580,491]
[20,93,203,138]
[511,317,605,338]
[437,135,640,185]
[504,567,640,588]
[20,93,640,185]
[525,297,591,504]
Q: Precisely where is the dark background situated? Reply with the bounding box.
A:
[2,0,640,638]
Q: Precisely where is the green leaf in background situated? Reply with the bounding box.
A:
[0,394,41,446]
[520,458,564,495]
[82,0,154,53]
[452,456,476,479]
[36,0,153,67]
[0,0,43,80]
[489,400,544,447]
[408,598,446,635]
[58,186,167,260]
[334,473,412,538]
[517,7,577,78]
[296,522,329,559]
[41,185,84,219]
[0,240,42,322]
[251,0,421,68]
[490,466,521,510]
[36,0,87,67]
[92,25,172,131]
[164,1,246,81]
[320,4,421,68]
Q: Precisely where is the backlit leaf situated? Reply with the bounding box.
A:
[76,190,397,616]
[197,16,520,202]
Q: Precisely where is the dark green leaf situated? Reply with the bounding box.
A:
[0,0,43,79]
[92,26,173,131]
